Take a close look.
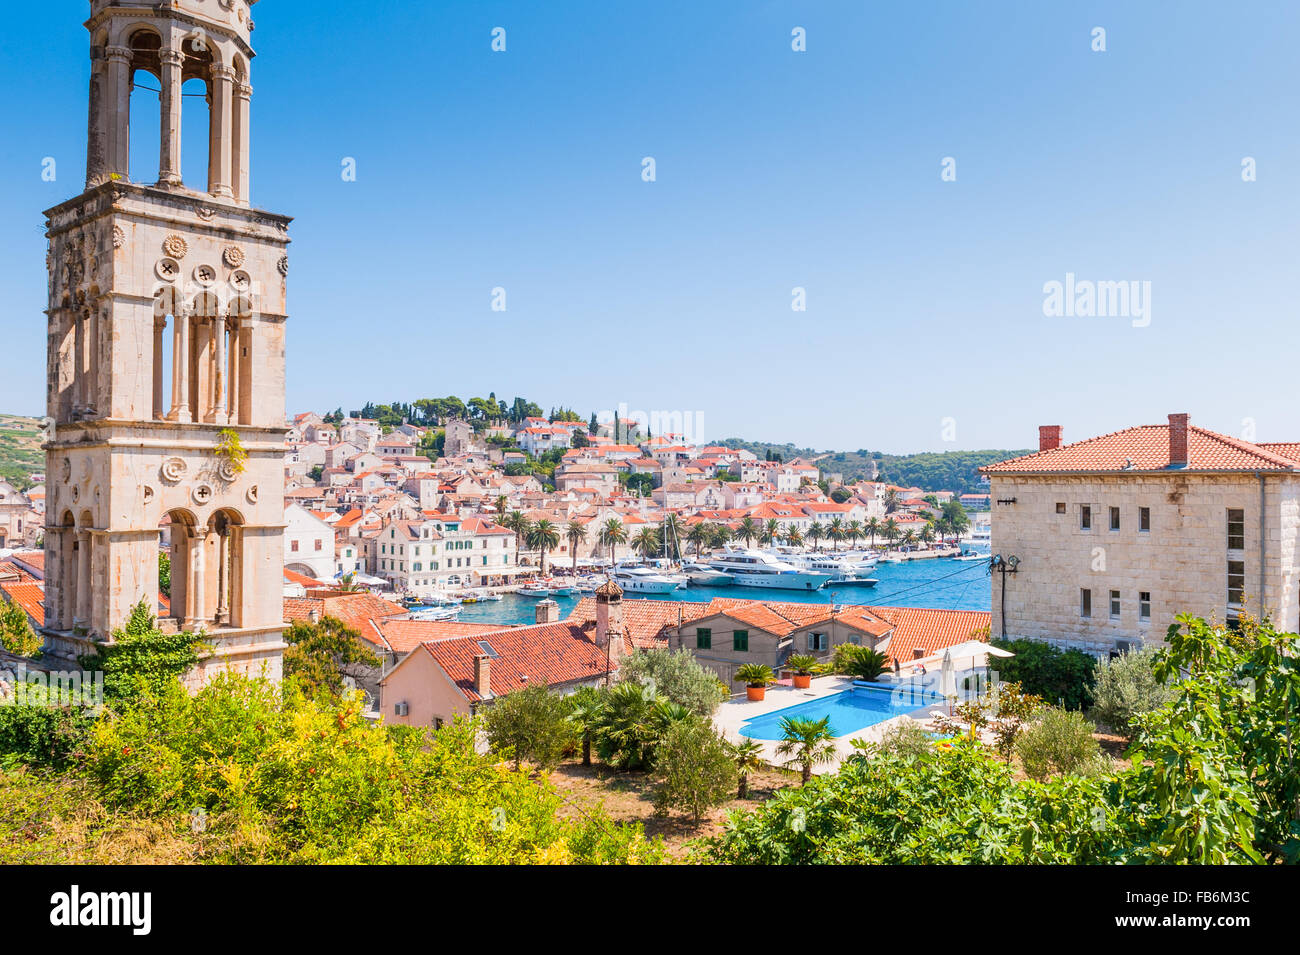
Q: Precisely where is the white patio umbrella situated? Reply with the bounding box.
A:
[939,649,957,699]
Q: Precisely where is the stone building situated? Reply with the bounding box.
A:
[41,0,288,683]
[982,414,1300,655]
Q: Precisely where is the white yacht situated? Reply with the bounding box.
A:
[708,548,833,591]
[682,562,735,587]
[611,566,682,594]
[780,550,878,576]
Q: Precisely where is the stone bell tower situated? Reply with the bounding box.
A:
[42,0,287,684]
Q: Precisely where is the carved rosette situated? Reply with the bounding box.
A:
[223,245,246,269]
[246,485,259,505]
[192,483,214,506]
[112,225,125,249]
[218,460,240,483]
[160,457,187,483]
[162,234,189,259]
[277,255,289,276]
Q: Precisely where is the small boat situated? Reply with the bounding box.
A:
[517,585,551,598]
[410,605,461,621]
[954,553,989,562]
[828,575,878,587]
[548,584,574,596]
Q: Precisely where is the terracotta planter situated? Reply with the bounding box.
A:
[746,685,766,701]
[792,674,811,689]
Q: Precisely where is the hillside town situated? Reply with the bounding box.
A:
[0,0,1289,896]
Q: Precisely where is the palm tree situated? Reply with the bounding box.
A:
[710,524,733,549]
[807,521,825,551]
[865,516,882,549]
[919,522,935,546]
[784,527,804,548]
[736,516,759,548]
[631,527,661,558]
[846,519,863,550]
[760,518,781,547]
[493,494,509,519]
[828,517,845,551]
[901,529,917,551]
[504,509,531,554]
[883,518,900,551]
[566,687,604,766]
[686,521,711,558]
[776,715,837,785]
[729,738,766,799]
[528,518,560,575]
[599,517,627,562]
[883,488,900,514]
[565,520,587,574]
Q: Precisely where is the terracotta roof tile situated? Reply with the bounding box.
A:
[983,424,1300,474]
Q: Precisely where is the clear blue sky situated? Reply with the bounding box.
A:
[4,1,1298,452]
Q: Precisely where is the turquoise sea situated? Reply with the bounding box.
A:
[452,556,993,627]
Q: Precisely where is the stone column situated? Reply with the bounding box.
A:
[208,65,235,198]
[174,312,192,422]
[87,306,100,415]
[213,317,228,424]
[226,318,240,426]
[153,318,165,419]
[187,528,208,628]
[85,50,108,188]
[159,47,185,186]
[233,82,252,202]
[215,528,229,625]
[105,46,132,180]
[75,529,91,627]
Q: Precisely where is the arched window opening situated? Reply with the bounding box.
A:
[126,30,162,183]
[180,76,210,188]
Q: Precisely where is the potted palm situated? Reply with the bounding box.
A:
[785,654,818,689]
[734,663,776,701]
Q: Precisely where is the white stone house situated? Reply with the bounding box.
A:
[982,414,1300,656]
[283,504,337,581]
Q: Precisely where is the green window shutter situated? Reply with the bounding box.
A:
[733,629,749,651]
[696,627,712,650]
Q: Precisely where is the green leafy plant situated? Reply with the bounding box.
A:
[618,648,726,716]
[776,715,837,785]
[0,598,42,658]
[481,683,573,772]
[283,616,381,700]
[785,654,818,677]
[214,428,247,475]
[77,599,208,707]
[652,718,737,822]
[1015,708,1102,781]
[990,639,1096,711]
[734,663,776,689]
[831,645,889,681]
[728,738,766,798]
[1088,647,1173,734]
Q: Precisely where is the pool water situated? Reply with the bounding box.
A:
[739,683,941,741]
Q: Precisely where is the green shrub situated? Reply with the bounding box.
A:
[990,639,1096,710]
[82,673,660,863]
[619,648,726,716]
[1088,647,1173,733]
[0,599,42,658]
[78,599,207,706]
[1016,708,1102,781]
[858,719,934,760]
[831,645,889,681]
[481,683,573,771]
[652,718,737,822]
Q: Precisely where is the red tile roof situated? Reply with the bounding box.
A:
[375,618,511,654]
[865,606,992,664]
[283,592,410,649]
[418,620,617,703]
[983,424,1300,474]
[0,582,45,627]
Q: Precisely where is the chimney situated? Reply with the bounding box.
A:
[308,608,320,624]
[594,578,625,664]
[912,648,926,660]
[1168,413,1189,468]
[535,598,560,625]
[1039,425,1062,452]
[473,653,492,700]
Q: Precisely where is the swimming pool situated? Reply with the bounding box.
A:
[738,683,942,741]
